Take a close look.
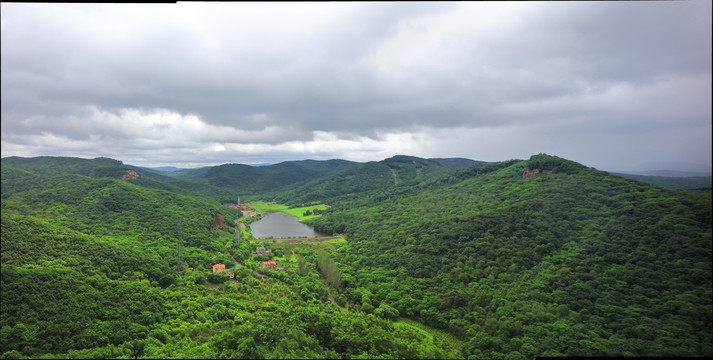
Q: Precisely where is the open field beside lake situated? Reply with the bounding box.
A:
[248,201,329,221]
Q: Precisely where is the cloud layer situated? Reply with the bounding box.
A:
[2,2,711,171]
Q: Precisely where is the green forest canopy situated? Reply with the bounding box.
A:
[1,153,711,359]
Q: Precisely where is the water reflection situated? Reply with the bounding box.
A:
[250,212,328,239]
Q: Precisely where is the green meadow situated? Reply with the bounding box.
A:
[248,201,330,221]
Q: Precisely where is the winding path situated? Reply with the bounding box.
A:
[323,280,346,313]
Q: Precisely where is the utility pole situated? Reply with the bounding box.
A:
[177,221,184,274]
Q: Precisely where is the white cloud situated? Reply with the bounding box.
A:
[1,2,711,171]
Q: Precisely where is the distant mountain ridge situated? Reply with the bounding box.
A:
[5,155,708,200]
[615,169,712,177]
[610,172,712,189]
[429,157,484,169]
[269,155,465,205]
[147,166,203,172]
[1,155,482,205]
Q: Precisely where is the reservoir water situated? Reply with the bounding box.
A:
[250,212,328,239]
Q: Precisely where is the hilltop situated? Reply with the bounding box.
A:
[270,155,461,206]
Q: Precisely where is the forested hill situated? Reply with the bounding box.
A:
[1,160,458,358]
[158,155,464,204]
[1,155,478,204]
[2,153,711,358]
[1,156,144,179]
[1,167,241,260]
[306,154,713,358]
[271,155,458,206]
[1,156,248,202]
[158,158,360,196]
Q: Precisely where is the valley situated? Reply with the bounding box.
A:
[1,154,711,359]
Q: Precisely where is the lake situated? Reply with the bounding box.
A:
[250,212,329,239]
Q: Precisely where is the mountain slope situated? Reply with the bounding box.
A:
[1,166,240,260]
[3,153,710,358]
[1,156,256,202]
[429,157,484,170]
[153,159,361,201]
[307,154,712,358]
[1,159,457,359]
[1,156,138,179]
[1,155,476,204]
[273,155,454,205]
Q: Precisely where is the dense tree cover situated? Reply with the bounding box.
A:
[306,154,712,358]
[1,264,165,357]
[316,249,341,289]
[1,214,172,283]
[1,235,454,359]
[210,302,455,359]
[0,160,455,359]
[159,159,361,202]
[272,155,455,206]
[2,153,711,359]
[1,167,239,257]
[1,156,130,179]
[0,156,269,203]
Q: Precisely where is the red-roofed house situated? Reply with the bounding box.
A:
[239,223,246,229]
[324,205,331,208]
[213,264,226,273]
[262,261,277,270]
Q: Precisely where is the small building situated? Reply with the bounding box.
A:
[239,223,246,229]
[262,261,277,270]
[324,205,332,208]
[256,241,270,256]
[212,264,226,273]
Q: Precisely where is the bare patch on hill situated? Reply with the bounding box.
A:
[120,170,141,180]
[210,212,226,230]
[522,167,553,179]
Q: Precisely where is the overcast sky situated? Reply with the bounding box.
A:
[2,1,711,172]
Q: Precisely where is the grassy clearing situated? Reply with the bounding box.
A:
[394,320,433,341]
[394,318,463,350]
[391,169,400,185]
[248,201,328,221]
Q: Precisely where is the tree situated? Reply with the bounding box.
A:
[317,249,341,289]
[158,275,175,288]
[206,273,229,284]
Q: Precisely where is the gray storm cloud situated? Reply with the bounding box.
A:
[1,1,710,171]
